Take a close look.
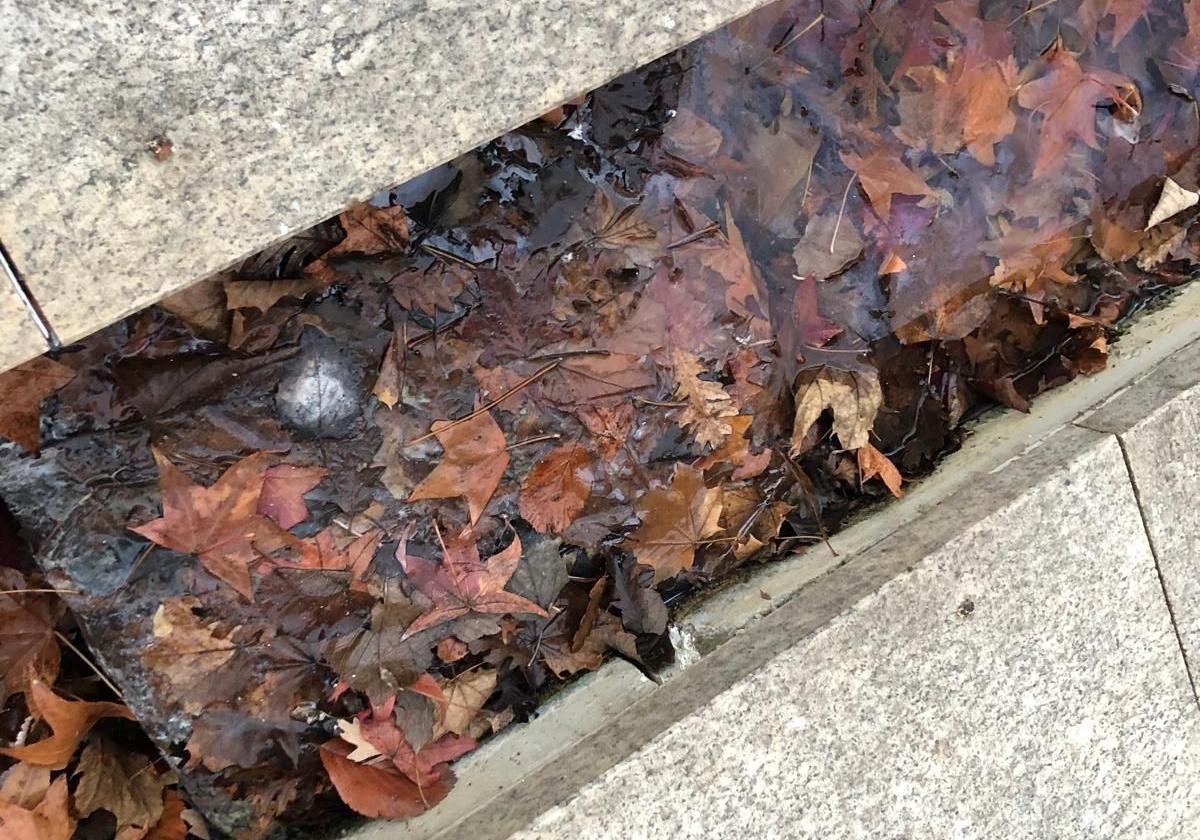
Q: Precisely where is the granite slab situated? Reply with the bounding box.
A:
[504,430,1200,839]
[0,276,49,371]
[0,0,770,360]
[1079,337,1200,699]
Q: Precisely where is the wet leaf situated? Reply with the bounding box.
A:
[857,443,904,498]
[319,738,449,819]
[258,463,327,529]
[0,569,61,702]
[0,358,75,453]
[519,444,594,534]
[73,735,168,840]
[671,350,737,449]
[400,535,548,638]
[0,679,133,770]
[407,409,510,526]
[792,213,864,279]
[630,464,723,584]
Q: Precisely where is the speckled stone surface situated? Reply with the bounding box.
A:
[508,432,1200,840]
[0,0,771,360]
[1081,337,1200,694]
[0,281,48,371]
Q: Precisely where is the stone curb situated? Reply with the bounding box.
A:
[341,285,1200,839]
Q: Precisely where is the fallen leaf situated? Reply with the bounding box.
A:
[0,679,134,770]
[0,358,75,453]
[575,403,633,459]
[1146,177,1200,229]
[324,592,432,704]
[792,213,864,279]
[143,790,190,840]
[0,569,60,702]
[408,409,510,526]
[223,276,331,313]
[857,443,904,498]
[791,366,883,453]
[159,279,229,339]
[354,700,476,789]
[0,766,74,840]
[790,275,844,349]
[435,637,469,663]
[629,464,723,584]
[324,202,411,260]
[519,444,594,534]
[319,739,449,819]
[672,350,737,449]
[840,150,935,221]
[270,527,383,586]
[373,331,404,409]
[433,670,497,738]
[130,449,295,599]
[258,463,326,529]
[400,535,548,638]
[505,537,569,609]
[541,612,640,676]
[588,189,657,250]
[695,415,772,480]
[73,735,168,840]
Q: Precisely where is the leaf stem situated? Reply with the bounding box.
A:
[54,630,126,701]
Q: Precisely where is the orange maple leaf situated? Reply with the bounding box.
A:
[408,409,509,526]
[400,534,548,638]
[840,149,935,221]
[518,443,594,534]
[0,678,133,770]
[258,463,326,529]
[629,464,724,584]
[130,449,296,599]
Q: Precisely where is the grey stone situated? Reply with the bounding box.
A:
[507,430,1200,840]
[0,281,48,371]
[1080,336,1200,699]
[0,0,772,368]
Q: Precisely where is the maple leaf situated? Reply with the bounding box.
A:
[575,403,633,460]
[840,150,935,221]
[320,738,451,819]
[0,569,61,702]
[433,669,498,739]
[0,764,74,840]
[400,535,548,638]
[519,443,594,534]
[130,449,297,599]
[857,443,904,498]
[0,357,75,453]
[1016,44,1136,178]
[355,698,476,789]
[695,415,772,481]
[73,736,168,840]
[269,526,383,587]
[407,409,510,526]
[791,366,883,453]
[258,463,326,529]
[671,350,737,450]
[0,678,133,770]
[324,592,433,704]
[629,464,723,584]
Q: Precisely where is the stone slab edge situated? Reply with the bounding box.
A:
[337,285,1200,839]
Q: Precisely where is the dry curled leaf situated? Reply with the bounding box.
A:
[519,444,594,533]
[791,366,883,453]
[433,669,497,739]
[0,679,134,770]
[857,443,904,498]
[1146,177,1200,229]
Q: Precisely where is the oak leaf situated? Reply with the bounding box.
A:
[0,679,133,770]
[400,535,548,638]
[130,450,296,599]
[73,736,168,840]
[408,409,509,526]
[257,463,326,529]
[0,765,74,840]
[790,366,883,453]
[857,443,904,498]
[671,350,737,449]
[629,464,723,584]
[0,358,75,453]
[519,444,594,533]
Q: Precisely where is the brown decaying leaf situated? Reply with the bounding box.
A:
[541,612,640,677]
[435,637,469,663]
[0,569,60,702]
[373,331,404,409]
[0,357,75,453]
[671,350,738,449]
[267,527,383,588]
[519,444,594,533]
[143,790,191,840]
[257,463,326,529]
[320,739,450,820]
[0,765,74,840]
[857,443,904,498]
[840,149,934,221]
[433,669,498,739]
[1146,177,1200,229]
[130,449,296,599]
[575,403,633,459]
[223,276,331,313]
[630,464,724,584]
[407,408,510,526]
[791,366,883,454]
[73,735,169,840]
[792,213,864,279]
[695,415,772,481]
[400,535,548,638]
[159,279,229,339]
[0,679,134,770]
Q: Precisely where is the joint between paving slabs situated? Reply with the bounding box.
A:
[1111,432,1200,713]
[0,238,60,349]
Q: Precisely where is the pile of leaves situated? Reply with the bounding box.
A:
[4,0,1200,834]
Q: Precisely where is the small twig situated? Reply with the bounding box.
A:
[526,348,611,362]
[634,396,689,408]
[830,174,857,255]
[508,433,562,451]
[402,361,560,447]
[54,630,125,701]
[747,13,826,73]
[406,307,472,350]
[1009,0,1060,26]
[0,588,82,596]
[666,223,720,250]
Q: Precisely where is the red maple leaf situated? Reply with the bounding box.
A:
[400,533,548,638]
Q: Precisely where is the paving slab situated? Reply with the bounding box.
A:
[504,430,1200,839]
[0,277,49,371]
[0,0,769,358]
[1079,336,1200,698]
